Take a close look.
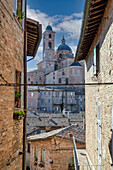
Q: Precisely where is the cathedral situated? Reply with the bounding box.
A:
[27,25,85,113]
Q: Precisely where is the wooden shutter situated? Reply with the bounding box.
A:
[42,150,45,163]
[14,65,16,107]
[96,44,100,74]
[93,46,96,75]
[97,101,101,170]
[22,0,25,29]
[21,72,24,108]
[112,102,113,163]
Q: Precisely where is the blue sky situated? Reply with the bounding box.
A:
[27,0,85,71]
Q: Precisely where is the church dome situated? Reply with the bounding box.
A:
[46,25,53,31]
[57,37,72,52]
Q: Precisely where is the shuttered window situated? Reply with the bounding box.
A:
[21,72,24,108]
[93,44,100,75]
[42,150,45,163]
[13,0,25,29]
[22,0,25,29]
[13,0,17,14]
[97,101,101,169]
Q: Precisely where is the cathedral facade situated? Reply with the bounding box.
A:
[27,25,85,113]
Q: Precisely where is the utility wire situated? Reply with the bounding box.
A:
[1,82,113,87]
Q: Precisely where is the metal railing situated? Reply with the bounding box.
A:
[78,165,103,170]
[73,133,80,170]
[72,133,103,170]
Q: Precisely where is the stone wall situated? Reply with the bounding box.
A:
[85,1,113,169]
[0,1,24,169]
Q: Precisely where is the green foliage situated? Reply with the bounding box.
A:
[18,11,25,19]
[16,9,21,16]
[15,91,22,100]
[16,9,25,19]
[13,110,25,116]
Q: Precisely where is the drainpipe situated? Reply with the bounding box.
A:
[23,0,27,169]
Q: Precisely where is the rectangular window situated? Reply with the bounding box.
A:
[13,0,17,14]
[31,102,33,107]
[14,68,22,108]
[48,99,50,103]
[13,0,25,29]
[59,78,61,84]
[66,78,68,84]
[41,149,45,164]
[53,76,55,79]
[27,143,30,153]
[53,72,55,75]
[93,44,100,75]
[31,81,33,84]
[34,147,38,161]
[28,78,30,81]
[41,99,43,104]
[36,81,38,84]
[30,92,34,97]
[62,72,65,75]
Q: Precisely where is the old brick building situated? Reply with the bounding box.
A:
[75,0,113,169]
[0,1,25,169]
[0,1,42,169]
[27,124,85,170]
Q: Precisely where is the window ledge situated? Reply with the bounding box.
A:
[13,108,24,112]
[13,13,24,31]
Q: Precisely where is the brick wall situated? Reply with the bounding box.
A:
[27,136,85,170]
[0,1,24,169]
[85,1,113,169]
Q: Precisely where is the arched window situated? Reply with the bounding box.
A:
[49,34,51,39]
[48,42,51,49]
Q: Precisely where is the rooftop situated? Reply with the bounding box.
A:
[70,62,82,67]
[27,124,85,144]
[27,18,42,58]
[75,0,108,61]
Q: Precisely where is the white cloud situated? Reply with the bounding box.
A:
[27,6,82,70]
[70,46,77,55]
[27,6,82,39]
[56,19,82,39]
[72,12,83,18]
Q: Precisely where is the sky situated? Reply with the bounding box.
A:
[27,0,85,72]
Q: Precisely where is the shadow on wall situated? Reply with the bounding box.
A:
[109,134,112,160]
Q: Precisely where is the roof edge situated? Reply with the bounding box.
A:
[75,0,92,62]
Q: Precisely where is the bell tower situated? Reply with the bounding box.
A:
[43,25,55,60]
